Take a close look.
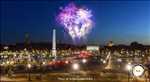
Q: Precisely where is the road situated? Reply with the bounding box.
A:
[0,71,147,82]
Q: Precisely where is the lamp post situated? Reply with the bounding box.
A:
[39,55,42,80]
[148,69,150,82]
[27,63,31,81]
[7,61,11,77]
[39,61,46,80]
[72,63,80,82]
[82,59,87,70]
[39,61,42,80]
[126,63,132,82]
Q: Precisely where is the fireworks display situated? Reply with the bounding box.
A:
[57,3,93,41]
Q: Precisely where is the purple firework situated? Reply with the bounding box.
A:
[57,3,93,40]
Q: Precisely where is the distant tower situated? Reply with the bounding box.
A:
[24,33,30,49]
[52,29,57,59]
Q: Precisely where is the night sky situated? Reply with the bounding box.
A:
[1,1,150,45]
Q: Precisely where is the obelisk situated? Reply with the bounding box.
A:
[52,29,57,60]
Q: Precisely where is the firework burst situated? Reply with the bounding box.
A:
[57,3,93,41]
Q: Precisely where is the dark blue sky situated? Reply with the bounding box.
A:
[1,1,150,45]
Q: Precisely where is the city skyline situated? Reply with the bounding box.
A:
[1,1,150,45]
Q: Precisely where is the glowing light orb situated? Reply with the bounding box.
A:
[82,59,87,63]
[57,3,93,41]
[132,65,145,77]
[126,63,132,71]
[72,63,79,70]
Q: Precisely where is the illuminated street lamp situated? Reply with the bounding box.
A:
[126,63,132,82]
[117,58,122,68]
[117,58,122,63]
[27,64,31,81]
[6,61,10,65]
[72,63,79,71]
[126,63,132,71]
[27,63,31,68]
[6,61,14,77]
[38,53,46,80]
[103,60,106,64]
[82,59,87,64]
[39,61,46,80]
[42,61,46,65]
[65,60,69,64]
